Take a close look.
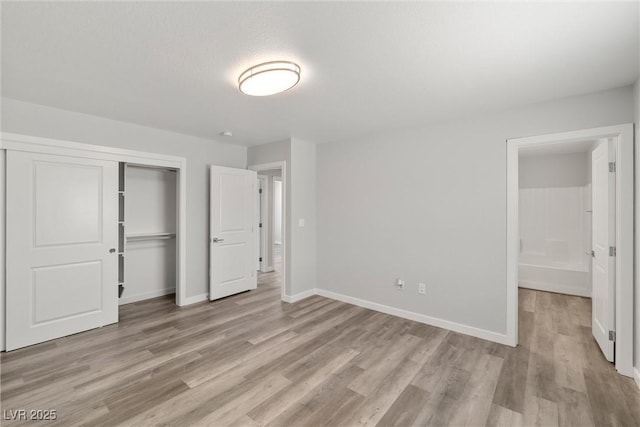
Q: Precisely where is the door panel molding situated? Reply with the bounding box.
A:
[209,165,257,301]
[6,151,118,350]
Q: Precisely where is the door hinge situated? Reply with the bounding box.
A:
[609,330,616,341]
[259,222,263,228]
[609,162,616,173]
[609,246,616,257]
[259,188,263,194]
[259,257,262,262]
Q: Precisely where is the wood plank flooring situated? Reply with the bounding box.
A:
[1,272,638,426]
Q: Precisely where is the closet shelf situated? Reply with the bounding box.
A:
[126,232,176,242]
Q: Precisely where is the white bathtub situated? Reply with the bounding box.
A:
[518,263,590,297]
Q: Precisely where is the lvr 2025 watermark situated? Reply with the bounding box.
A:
[3,409,57,421]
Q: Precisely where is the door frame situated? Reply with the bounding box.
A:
[273,177,283,245]
[257,174,272,273]
[248,162,287,302]
[506,124,634,377]
[0,132,188,350]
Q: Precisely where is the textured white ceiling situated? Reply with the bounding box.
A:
[2,2,638,146]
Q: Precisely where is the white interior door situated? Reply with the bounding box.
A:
[6,151,118,351]
[591,140,615,361]
[209,166,257,300]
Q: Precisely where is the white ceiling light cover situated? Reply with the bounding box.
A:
[238,61,301,96]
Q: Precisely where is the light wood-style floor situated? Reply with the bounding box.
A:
[1,270,638,426]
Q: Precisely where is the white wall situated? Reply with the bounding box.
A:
[290,138,317,294]
[248,138,317,298]
[317,86,634,337]
[634,78,640,383]
[1,97,247,299]
[0,150,5,351]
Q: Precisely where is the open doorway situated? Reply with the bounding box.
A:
[250,162,287,301]
[506,124,634,378]
[517,139,615,365]
[518,144,594,298]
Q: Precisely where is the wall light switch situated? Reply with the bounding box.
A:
[298,218,305,227]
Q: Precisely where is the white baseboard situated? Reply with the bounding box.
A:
[119,288,176,305]
[315,288,511,346]
[519,282,591,298]
[179,292,209,306]
[634,368,640,389]
[282,289,316,303]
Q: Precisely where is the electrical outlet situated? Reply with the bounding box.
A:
[418,283,426,294]
[395,279,405,290]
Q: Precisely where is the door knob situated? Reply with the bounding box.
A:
[109,248,116,253]
[212,237,225,243]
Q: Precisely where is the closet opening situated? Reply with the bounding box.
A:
[118,162,179,306]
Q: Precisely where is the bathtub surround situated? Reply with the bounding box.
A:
[518,151,592,297]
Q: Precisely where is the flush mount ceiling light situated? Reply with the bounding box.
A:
[238,61,301,96]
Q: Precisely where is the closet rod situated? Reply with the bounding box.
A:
[126,163,177,172]
[126,233,176,242]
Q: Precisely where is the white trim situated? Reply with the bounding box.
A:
[634,368,640,389]
[0,132,181,167]
[118,288,176,305]
[507,124,634,377]
[180,293,209,306]
[248,162,287,303]
[281,287,511,345]
[0,132,189,327]
[315,289,511,345]
[518,283,591,298]
[282,288,316,303]
[257,175,270,273]
[0,150,5,351]
[175,158,187,307]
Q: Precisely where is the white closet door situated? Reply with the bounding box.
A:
[209,166,257,300]
[6,151,118,351]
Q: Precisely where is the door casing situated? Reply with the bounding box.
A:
[248,162,287,302]
[506,124,634,378]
